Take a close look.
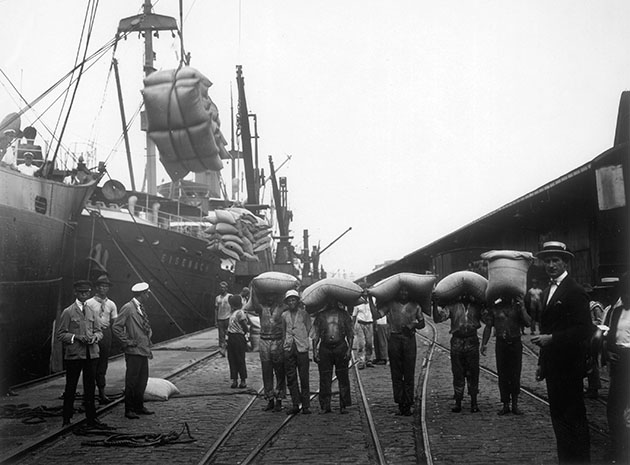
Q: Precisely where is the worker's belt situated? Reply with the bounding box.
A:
[357,320,372,325]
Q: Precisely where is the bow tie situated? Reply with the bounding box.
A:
[550,279,560,286]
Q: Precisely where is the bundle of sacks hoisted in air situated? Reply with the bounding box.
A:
[368,273,436,314]
[244,271,300,311]
[480,250,534,302]
[433,270,488,305]
[302,278,364,313]
[203,207,273,261]
[142,67,228,180]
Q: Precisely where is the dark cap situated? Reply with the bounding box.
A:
[228,294,243,309]
[73,280,92,292]
[94,274,112,287]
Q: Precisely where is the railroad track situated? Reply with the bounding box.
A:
[195,357,390,465]
[1,336,222,465]
[418,319,610,441]
[7,347,393,465]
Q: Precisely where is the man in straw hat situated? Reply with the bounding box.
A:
[86,274,118,404]
[531,241,591,464]
[113,282,154,419]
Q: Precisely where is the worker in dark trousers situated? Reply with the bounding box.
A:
[481,295,531,415]
[312,299,354,414]
[370,287,425,416]
[433,293,484,414]
[281,290,312,415]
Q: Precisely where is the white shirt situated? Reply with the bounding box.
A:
[17,163,38,175]
[546,271,568,304]
[1,146,17,168]
[352,302,373,323]
[615,305,630,348]
[133,297,144,315]
[86,296,118,329]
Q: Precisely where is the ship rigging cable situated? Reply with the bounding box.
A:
[89,212,189,335]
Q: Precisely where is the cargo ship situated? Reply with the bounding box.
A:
[2,0,300,385]
[0,115,102,388]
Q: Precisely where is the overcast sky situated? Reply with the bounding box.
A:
[2,0,629,279]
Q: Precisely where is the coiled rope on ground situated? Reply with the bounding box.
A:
[81,422,196,447]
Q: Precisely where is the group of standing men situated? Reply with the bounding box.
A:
[216,280,427,417]
[57,276,155,427]
[431,241,628,465]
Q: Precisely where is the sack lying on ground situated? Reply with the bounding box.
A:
[144,377,180,401]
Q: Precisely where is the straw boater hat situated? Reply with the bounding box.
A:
[536,241,575,260]
[592,276,619,290]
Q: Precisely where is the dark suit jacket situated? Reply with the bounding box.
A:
[539,275,591,377]
[112,300,153,358]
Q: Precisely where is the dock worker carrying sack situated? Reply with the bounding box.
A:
[302,278,363,313]
[480,250,533,302]
[433,270,488,305]
[368,273,436,314]
[244,271,300,312]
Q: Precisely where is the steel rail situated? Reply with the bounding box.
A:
[196,386,264,465]
[416,332,610,439]
[352,355,387,465]
[0,347,221,464]
[420,320,439,465]
[238,362,359,465]
[197,360,360,465]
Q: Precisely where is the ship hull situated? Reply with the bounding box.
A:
[64,208,233,357]
[0,167,96,386]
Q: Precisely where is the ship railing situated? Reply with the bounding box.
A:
[88,202,212,241]
[134,204,212,240]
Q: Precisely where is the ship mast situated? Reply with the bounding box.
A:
[235,65,259,205]
[269,155,292,265]
[117,0,179,195]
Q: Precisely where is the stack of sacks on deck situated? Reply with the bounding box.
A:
[480,250,534,302]
[244,271,300,312]
[368,273,437,314]
[302,278,363,313]
[203,207,273,261]
[433,270,488,305]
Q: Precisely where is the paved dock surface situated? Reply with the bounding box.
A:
[0,322,613,464]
